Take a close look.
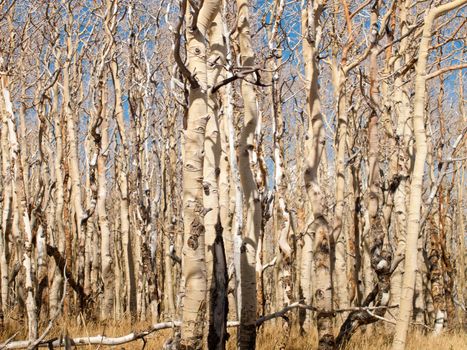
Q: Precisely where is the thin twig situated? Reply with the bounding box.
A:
[0,333,20,349]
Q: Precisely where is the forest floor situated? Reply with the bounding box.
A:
[2,318,466,349]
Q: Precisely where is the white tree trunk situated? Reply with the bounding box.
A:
[392,1,467,349]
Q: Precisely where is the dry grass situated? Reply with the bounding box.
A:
[2,317,466,349]
[252,326,466,350]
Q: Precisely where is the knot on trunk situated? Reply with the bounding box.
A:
[187,217,205,250]
[203,181,210,195]
[315,288,325,301]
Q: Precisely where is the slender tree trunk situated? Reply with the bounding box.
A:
[2,75,38,340]
[236,1,262,347]
[301,0,323,331]
[111,59,137,318]
[63,25,86,312]
[49,82,65,317]
[389,0,411,316]
[268,2,291,325]
[220,2,242,324]
[96,75,114,319]
[0,82,12,321]
[204,7,229,349]
[179,0,221,347]
[216,4,234,325]
[392,2,467,349]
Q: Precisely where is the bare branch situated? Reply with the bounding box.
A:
[173,0,199,88]
[426,63,467,80]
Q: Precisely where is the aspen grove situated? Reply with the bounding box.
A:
[0,0,466,349]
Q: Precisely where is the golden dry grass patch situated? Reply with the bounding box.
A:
[2,319,466,349]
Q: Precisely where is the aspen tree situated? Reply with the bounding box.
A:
[49,79,66,317]
[174,0,221,347]
[162,102,177,320]
[2,72,38,340]
[363,0,395,329]
[392,1,467,349]
[267,1,292,316]
[389,0,412,315]
[455,71,466,328]
[332,0,351,314]
[346,102,363,307]
[62,3,87,309]
[236,0,262,347]
[204,6,229,348]
[301,1,335,348]
[91,42,114,318]
[1,2,467,349]
[34,76,53,321]
[429,57,448,334]
[112,58,138,318]
[220,0,243,324]
[0,73,11,320]
[215,3,235,330]
[84,1,118,318]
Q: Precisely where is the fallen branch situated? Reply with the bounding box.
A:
[0,301,399,349]
[0,333,19,349]
[2,322,182,349]
[2,303,400,349]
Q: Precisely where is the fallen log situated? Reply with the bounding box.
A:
[1,322,182,349]
[1,303,399,349]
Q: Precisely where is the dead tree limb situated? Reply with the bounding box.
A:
[2,322,183,349]
[45,244,90,307]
